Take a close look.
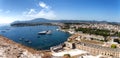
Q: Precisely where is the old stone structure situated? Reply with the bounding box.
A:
[51,33,120,58]
[75,42,120,58]
[64,42,76,49]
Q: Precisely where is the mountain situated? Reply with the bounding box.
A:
[11,18,92,24]
[11,18,120,26]
[12,18,52,24]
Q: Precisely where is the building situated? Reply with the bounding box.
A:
[75,42,120,58]
[64,42,75,49]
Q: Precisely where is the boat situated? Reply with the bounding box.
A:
[38,31,47,35]
[19,38,24,41]
[20,38,32,43]
[25,39,29,42]
[25,39,32,43]
[6,28,10,30]
[38,30,52,35]
[46,30,52,34]
[28,41,32,44]
[56,29,60,31]
[1,30,6,33]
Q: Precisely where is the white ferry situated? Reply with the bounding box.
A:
[38,30,52,35]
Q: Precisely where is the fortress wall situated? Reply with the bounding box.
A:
[76,44,120,58]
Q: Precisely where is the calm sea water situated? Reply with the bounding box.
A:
[0,25,70,50]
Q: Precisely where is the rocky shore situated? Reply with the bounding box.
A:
[0,35,52,58]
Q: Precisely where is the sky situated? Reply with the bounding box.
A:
[0,0,119,23]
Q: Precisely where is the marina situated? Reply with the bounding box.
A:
[0,25,70,50]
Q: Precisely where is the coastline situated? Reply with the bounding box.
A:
[0,25,72,58]
[0,35,52,58]
[0,35,40,53]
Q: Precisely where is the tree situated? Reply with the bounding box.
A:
[63,54,71,58]
[111,44,117,48]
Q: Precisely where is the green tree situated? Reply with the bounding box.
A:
[111,44,117,48]
[63,54,71,58]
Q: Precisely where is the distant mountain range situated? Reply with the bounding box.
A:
[11,18,120,26]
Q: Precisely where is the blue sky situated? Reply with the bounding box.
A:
[0,0,119,23]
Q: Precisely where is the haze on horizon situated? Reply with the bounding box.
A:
[0,0,119,24]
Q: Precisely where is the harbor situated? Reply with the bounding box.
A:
[0,25,70,50]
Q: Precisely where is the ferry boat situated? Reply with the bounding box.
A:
[38,30,52,35]
[46,30,52,34]
[38,31,47,35]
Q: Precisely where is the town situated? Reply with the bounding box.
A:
[1,22,120,58]
[51,23,120,58]
[0,0,119,58]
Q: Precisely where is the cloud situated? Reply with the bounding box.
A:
[23,1,56,20]
[28,9,36,15]
[0,2,56,24]
[26,9,56,19]
[0,16,14,24]
[39,2,49,9]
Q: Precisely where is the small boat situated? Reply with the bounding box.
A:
[56,29,60,31]
[1,30,6,33]
[24,39,32,43]
[6,28,10,30]
[25,39,29,42]
[19,38,24,41]
[28,41,32,44]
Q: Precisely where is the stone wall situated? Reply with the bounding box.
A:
[75,42,120,58]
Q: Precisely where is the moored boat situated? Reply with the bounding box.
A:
[46,30,52,34]
[56,29,60,31]
[19,38,24,41]
[28,41,32,44]
[38,31,47,35]
[38,30,52,35]
[1,30,6,33]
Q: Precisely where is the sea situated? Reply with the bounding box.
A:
[0,25,70,50]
